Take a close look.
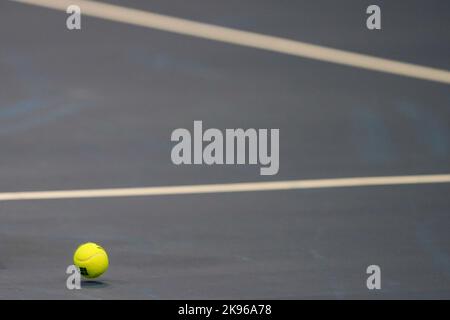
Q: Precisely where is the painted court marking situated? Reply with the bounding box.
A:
[12,0,450,84]
[1,174,449,201]
[5,2,450,202]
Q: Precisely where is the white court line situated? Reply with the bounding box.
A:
[1,174,450,201]
[12,0,450,84]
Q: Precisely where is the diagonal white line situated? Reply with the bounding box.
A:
[1,174,450,201]
[11,0,450,84]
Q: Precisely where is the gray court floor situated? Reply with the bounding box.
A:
[0,0,449,299]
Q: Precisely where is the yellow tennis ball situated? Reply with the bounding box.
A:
[73,242,109,279]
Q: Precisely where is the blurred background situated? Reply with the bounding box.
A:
[0,0,449,299]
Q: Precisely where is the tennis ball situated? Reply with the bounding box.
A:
[73,242,109,279]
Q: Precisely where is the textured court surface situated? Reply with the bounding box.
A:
[0,0,449,299]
